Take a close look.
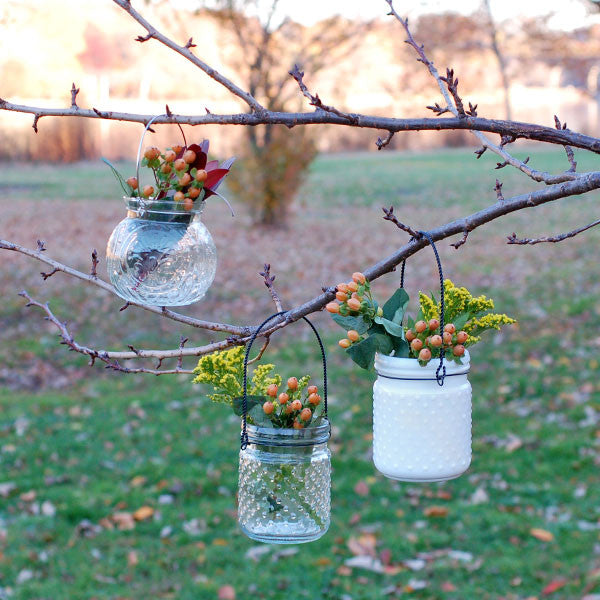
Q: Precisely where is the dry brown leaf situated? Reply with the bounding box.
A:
[354,480,370,497]
[127,551,138,567]
[424,506,449,517]
[213,538,229,546]
[129,476,147,488]
[133,506,154,521]
[217,585,236,600]
[347,533,377,557]
[530,528,554,542]
[20,490,36,502]
[112,512,135,531]
[337,565,352,576]
[542,579,567,595]
[314,557,332,566]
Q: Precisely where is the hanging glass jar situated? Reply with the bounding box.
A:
[106,197,216,306]
[237,313,331,544]
[104,114,233,306]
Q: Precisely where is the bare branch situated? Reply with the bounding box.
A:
[450,230,469,249]
[440,68,466,118]
[259,263,283,312]
[90,249,98,279]
[40,268,59,281]
[247,337,270,365]
[494,179,505,201]
[289,64,358,124]
[507,219,600,245]
[381,206,421,239]
[70,83,80,108]
[554,115,577,172]
[0,239,245,335]
[111,0,264,112]
[376,131,395,150]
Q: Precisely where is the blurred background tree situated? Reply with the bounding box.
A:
[192,0,368,226]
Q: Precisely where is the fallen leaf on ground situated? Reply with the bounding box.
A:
[127,551,138,567]
[542,579,567,595]
[314,557,332,567]
[530,528,554,542]
[213,538,228,546]
[441,582,457,591]
[424,505,449,517]
[112,512,135,530]
[354,480,370,496]
[347,533,377,557]
[133,506,154,521]
[129,476,147,488]
[344,555,385,573]
[218,585,236,600]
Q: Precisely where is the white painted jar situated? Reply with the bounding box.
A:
[372,351,472,482]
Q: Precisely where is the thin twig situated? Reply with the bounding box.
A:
[450,230,469,249]
[90,249,98,279]
[70,83,80,108]
[507,219,600,245]
[247,337,270,365]
[376,131,395,150]
[381,206,421,239]
[259,263,283,312]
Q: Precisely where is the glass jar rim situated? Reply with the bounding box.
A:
[245,418,330,447]
[123,196,205,216]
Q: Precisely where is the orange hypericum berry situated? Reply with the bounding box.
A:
[347,298,361,312]
[300,407,312,422]
[411,338,423,352]
[174,158,187,172]
[287,377,298,390]
[347,281,359,293]
[278,392,289,405]
[326,302,340,314]
[263,401,275,415]
[266,384,278,397]
[430,334,443,347]
[337,283,349,294]
[308,393,321,406]
[174,191,185,202]
[126,176,138,190]
[144,147,160,160]
[347,330,360,342]
[444,323,456,334]
[351,292,361,301]
[428,319,440,331]
[293,420,304,430]
[352,272,366,284]
[183,150,196,164]
[336,291,348,302]
[164,150,176,163]
[179,173,192,186]
[307,385,318,395]
[442,331,453,345]
[142,185,154,198]
[339,339,351,349]
[161,163,172,175]
[415,320,427,333]
[285,404,294,415]
[291,399,302,411]
[183,197,194,211]
[171,144,184,155]
[405,329,416,342]
[453,344,465,357]
[419,348,432,361]
[456,331,468,344]
[195,169,208,183]
[188,187,201,199]
[425,336,431,346]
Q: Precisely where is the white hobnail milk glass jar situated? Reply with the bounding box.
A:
[372,351,472,482]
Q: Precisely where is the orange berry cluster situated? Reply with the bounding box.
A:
[406,320,467,363]
[262,377,322,429]
[126,145,209,211]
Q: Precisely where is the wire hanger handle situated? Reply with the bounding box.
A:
[400,231,447,386]
[240,311,328,450]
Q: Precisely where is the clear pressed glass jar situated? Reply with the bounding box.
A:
[238,420,331,544]
[373,352,472,482]
[106,197,217,306]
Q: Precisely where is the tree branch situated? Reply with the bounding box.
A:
[507,219,600,245]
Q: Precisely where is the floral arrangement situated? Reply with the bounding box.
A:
[192,346,324,429]
[327,273,515,369]
[104,139,234,222]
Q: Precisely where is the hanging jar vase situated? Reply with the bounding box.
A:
[105,115,234,306]
[372,233,472,482]
[238,312,331,544]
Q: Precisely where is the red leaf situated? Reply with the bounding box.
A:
[205,159,220,171]
[187,143,208,170]
[542,579,567,595]
[205,168,231,190]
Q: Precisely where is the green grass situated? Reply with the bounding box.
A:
[1,148,600,599]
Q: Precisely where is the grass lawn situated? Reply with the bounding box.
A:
[1,147,600,599]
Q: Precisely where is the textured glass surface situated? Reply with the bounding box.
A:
[106,201,216,306]
[238,425,331,544]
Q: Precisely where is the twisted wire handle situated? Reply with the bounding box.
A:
[399,232,447,386]
[240,312,329,450]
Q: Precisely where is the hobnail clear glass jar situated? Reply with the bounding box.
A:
[238,420,331,544]
[106,197,217,306]
[373,352,472,482]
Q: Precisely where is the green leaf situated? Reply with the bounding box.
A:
[372,333,394,355]
[101,157,130,196]
[232,395,266,416]
[452,313,470,331]
[346,336,378,369]
[374,316,404,338]
[392,337,410,357]
[383,288,409,321]
[331,313,370,334]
